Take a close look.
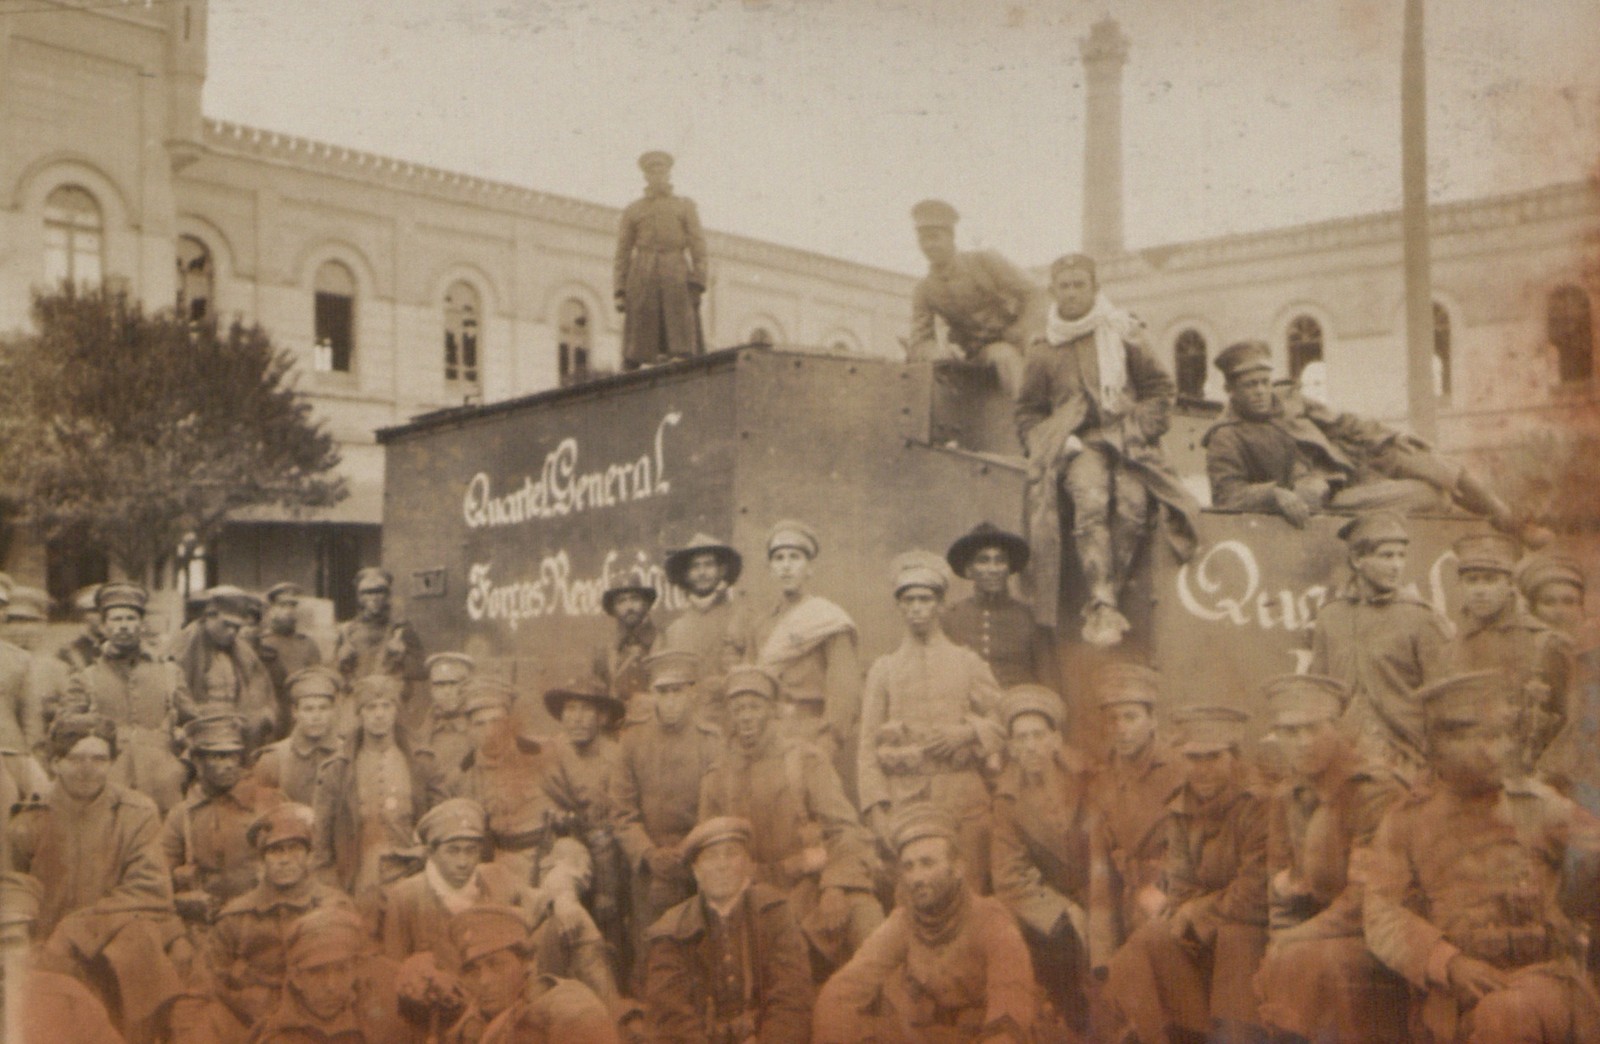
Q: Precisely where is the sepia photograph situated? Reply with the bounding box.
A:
[0,0,1597,1040]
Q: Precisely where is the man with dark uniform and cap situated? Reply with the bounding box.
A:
[1085,662,1187,978]
[251,665,344,806]
[699,664,883,981]
[942,521,1059,691]
[1364,670,1600,1043]
[57,583,106,673]
[1518,550,1592,645]
[1204,338,1547,541]
[591,575,660,727]
[660,532,743,716]
[1253,674,1412,1043]
[416,652,479,792]
[61,580,188,812]
[440,903,618,1043]
[614,149,707,371]
[989,683,1093,1033]
[1516,551,1599,805]
[814,805,1038,1044]
[1309,511,1453,782]
[258,581,324,726]
[160,712,284,920]
[167,584,278,746]
[728,520,862,786]
[1016,253,1198,648]
[641,815,814,1043]
[906,198,1047,401]
[1103,706,1269,1044]
[1444,532,1573,776]
[334,566,429,732]
[610,649,724,988]
[858,549,1005,890]
[250,905,410,1043]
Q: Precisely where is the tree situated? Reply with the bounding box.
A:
[0,285,346,580]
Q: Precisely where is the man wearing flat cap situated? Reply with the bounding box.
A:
[728,519,862,788]
[1364,670,1600,1043]
[1309,510,1453,782]
[60,580,188,812]
[611,649,723,986]
[814,804,1038,1044]
[1253,674,1412,1043]
[1084,661,1186,976]
[614,150,707,370]
[252,665,345,805]
[858,549,1005,890]
[258,581,324,726]
[989,684,1093,1033]
[250,905,410,1042]
[168,584,278,747]
[591,575,659,725]
[906,199,1046,401]
[660,532,743,715]
[943,521,1059,691]
[1104,705,1269,1044]
[1518,550,1591,645]
[334,566,429,730]
[641,816,813,1043]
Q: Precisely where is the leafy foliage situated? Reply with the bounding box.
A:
[0,285,346,576]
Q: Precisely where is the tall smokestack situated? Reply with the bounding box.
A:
[1079,16,1130,257]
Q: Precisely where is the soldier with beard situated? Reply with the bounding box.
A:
[592,578,660,728]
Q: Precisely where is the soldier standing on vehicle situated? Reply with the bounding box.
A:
[592,576,659,727]
[942,522,1060,693]
[614,150,706,370]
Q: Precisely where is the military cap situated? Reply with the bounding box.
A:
[910,199,959,229]
[4,586,49,622]
[461,676,516,716]
[95,581,148,614]
[450,904,532,965]
[204,585,260,619]
[72,584,104,614]
[543,676,626,726]
[286,907,368,969]
[47,711,118,761]
[945,522,1030,577]
[1418,670,1512,732]
[723,664,780,702]
[1262,674,1349,728]
[1453,532,1520,575]
[354,567,393,594]
[637,150,674,172]
[1094,661,1164,708]
[891,549,952,597]
[184,713,248,754]
[889,804,960,855]
[600,574,657,617]
[1215,340,1273,381]
[416,798,488,847]
[425,652,478,676]
[766,520,820,560]
[247,803,316,851]
[1337,511,1410,551]
[1172,705,1249,754]
[352,674,404,709]
[681,816,753,863]
[645,649,702,687]
[1000,684,1063,732]
[1516,551,1586,600]
[664,533,743,590]
[284,666,343,704]
[264,581,303,604]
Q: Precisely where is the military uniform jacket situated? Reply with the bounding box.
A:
[248,954,414,1043]
[161,776,285,903]
[592,620,658,712]
[65,643,184,731]
[661,588,740,691]
[613,188,707,366]
[942,593,1058,691]
[611,717,723,871]
[167,622,278,741]
[1086,741,1185,966]
[452,727,561,848]
[642,883,814,1044]
[0,638,49,755]
[1015,325,1176,452]
[1446,602,1573,767]
[1201,392,1399,511]
[991,745,1093,935]
[204,878,354,1027]
[1162,780,1270,932]
[253,732,343,807]
[311,736,444,893]
[729,595,861,747]
[909,250,1044,359]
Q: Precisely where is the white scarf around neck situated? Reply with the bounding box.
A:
[1046,291,1137,413]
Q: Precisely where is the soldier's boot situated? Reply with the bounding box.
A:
[1454,472,1555,548]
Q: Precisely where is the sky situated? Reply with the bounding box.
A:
[202,0,1600,275]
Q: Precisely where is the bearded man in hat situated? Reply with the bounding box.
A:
[943,521,1059,691]
[250,906,409,1043]
[614,150,707,370]
[1309,511,1453,782]
[168,585,277,746]
[661,533,742,712]
[611,649,723,987]
[699,664,883,980]
[60,581,187,812]
[591,576,659,725]
[905,199,1046,401]
[1016,253,1198,648]
[858,549,1005,891]
[252,666,345,806]
[1103,706,1269,1044]
[334,567,428,728]
[1364,670,1600,1043]
[415,653,478,792]
[1085,662,1187,976]
[641,816,813,1043]
[1253,674,1412,1044]
[814,805,1038,1044]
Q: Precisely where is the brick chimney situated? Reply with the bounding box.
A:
[1079,16,1130,257]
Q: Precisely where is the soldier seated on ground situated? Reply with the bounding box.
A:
[251,906,412,1043]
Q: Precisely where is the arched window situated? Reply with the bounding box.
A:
[176,236,213,322]
[558,298,591,386]
[1174,328,1208,399]
[313,261,356,373]
[1287,315,1323,379]
[1549,285,1594,385]
[43,185,103,287]
[748,327,773,347]
[1433,301,1451,397]
[444,281,481,388]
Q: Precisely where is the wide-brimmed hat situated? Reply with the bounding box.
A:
[946,522,1030,577]
[664,534,743,589]
[601,575,657,617]
[543,676,626,725]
